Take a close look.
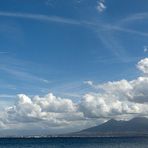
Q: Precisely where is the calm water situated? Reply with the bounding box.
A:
[0,137,148,148]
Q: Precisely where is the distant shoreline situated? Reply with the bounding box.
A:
[0,135,148,139]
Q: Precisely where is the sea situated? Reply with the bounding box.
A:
[0,137,148,148]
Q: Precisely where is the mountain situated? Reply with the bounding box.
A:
[66,117,148,137]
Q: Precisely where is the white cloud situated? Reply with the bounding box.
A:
[79,58,148,118]
[84,80,93,86]
[137,58,148,74]
[128,77,148,103]
[6,93,80,123]
[0,67,49,84]
[79,93,145,119]
[144,46,148,53]
[90,76,148,104]
[0,12,81,25]
[97,0,106,13]
[33,93,77,113]
[1,58,148,135]
[2,93,86,134]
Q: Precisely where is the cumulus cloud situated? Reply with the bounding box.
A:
[33,93,77,113]
[80,93,148,118]
[1,58,148,135]
[79,58,148,118]
[137,58,148,74]
[6,93,83,124]
[87,77,148,104]
[1,93,88,135]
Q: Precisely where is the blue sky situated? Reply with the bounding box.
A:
[0,0,148,135]
[0,0,147,101]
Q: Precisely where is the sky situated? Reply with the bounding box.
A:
[0,0,148,136]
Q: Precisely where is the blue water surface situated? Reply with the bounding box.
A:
[0,137,148,148]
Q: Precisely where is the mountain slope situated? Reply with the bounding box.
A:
[69,117,148,137]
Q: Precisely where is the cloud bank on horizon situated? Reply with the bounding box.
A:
[0,58,148,135]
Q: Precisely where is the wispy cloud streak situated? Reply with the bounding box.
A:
[0,66,49,84]
[0,12,81,25]
[119,13,148,25]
